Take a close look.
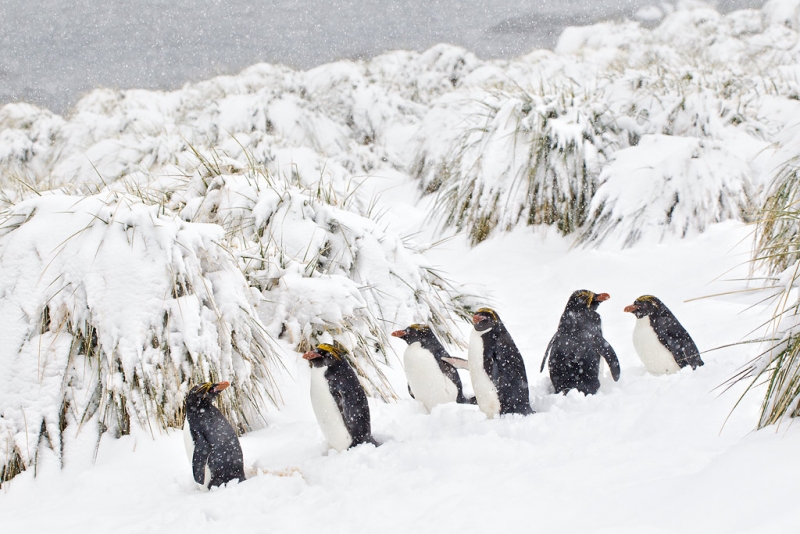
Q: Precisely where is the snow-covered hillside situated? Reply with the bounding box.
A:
[2,1,800,532]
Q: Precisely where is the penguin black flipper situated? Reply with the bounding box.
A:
[597,338,621,381]
[651,315,704,369]
[436,358,474,404]
[541,334,556,373]
[190,428,211,485]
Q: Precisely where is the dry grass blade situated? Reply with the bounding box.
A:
[733,156,800,429]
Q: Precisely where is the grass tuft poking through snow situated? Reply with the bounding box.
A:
[739,143,800,428]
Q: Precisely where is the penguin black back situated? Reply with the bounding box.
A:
[542,290,620,395]
[624,295,703,370]
[392,324,474,404]
[184,381,246,487]
[471,308,533,416]
[303,342,378,449]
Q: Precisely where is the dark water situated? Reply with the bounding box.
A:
[0,0,766,115]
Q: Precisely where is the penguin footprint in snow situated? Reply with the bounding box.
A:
[624,295,703,374]
[542,290,620,395]
[303,342,379,452]
[183,381,246,488]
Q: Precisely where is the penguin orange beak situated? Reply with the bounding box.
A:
[302,351,321,360]
[624,304,638,313]
[595,293,610,302]
[212,381,230,393]
[391,330,406,338]
[472,314,482,325]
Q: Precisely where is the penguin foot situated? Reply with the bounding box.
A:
[459,395,478,405]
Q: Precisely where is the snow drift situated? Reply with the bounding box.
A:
[3,0,800,485]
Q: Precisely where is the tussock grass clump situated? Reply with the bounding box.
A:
[169,159,475,400]
[414,86,617,245]
[737,155,800,429]
[579,134,756,247]
[0,192,279,485]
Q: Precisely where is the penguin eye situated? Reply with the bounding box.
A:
[476,308,497,321]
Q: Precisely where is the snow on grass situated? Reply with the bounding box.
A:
[3,2,799,247]
[2,1,800,529]
[172,168,475,398]
[0,192,280,482]
[579,134,755,247]
[1,217,798,532]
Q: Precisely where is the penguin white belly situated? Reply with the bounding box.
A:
[309,366,353,452]
[183,419,211,487]
[404,342,458,412]
[633,317,681,375]
[468,329,501,418]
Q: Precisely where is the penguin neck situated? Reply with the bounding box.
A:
[417,339,447,361]
[185,398,214,415]
[475,325,494,337]
[561,308,598,331]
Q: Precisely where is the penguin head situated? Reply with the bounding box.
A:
[185,381,230,409]
[472,308,500,332]
[566,290,610,312]
[391,324,433,345]
[624,295,663,318]
[303,341,348,368]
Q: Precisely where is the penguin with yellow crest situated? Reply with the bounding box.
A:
[624,295,703,374]
[542,290,620,395]
[303,342,378,451]
[183,381,246,488]
[467,308,533,418]
[392,323,475,411]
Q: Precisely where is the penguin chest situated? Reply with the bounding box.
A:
[632,317,680,375]
[404,342,458,412]
[468,329,501,418]
[183,419,211,487]
[309,366,353,452]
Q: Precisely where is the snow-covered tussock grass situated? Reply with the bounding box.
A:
[0,193,279,484]
[0,44,481,194]
[414,0,800,245]
[413,86,610,244]
[4,3,800,248]
[580,134,755,247]
[0,43,484,484]
[737,121,800,428]
[153,161,473,399]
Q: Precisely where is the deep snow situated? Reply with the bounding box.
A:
[2,1,800,532]
[1,186,798,532]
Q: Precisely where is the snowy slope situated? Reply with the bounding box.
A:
[1,199,797,533]
[2,1,800,532]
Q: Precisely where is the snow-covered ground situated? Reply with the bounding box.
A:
[2,1,800,532]
[1,188,797,532]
